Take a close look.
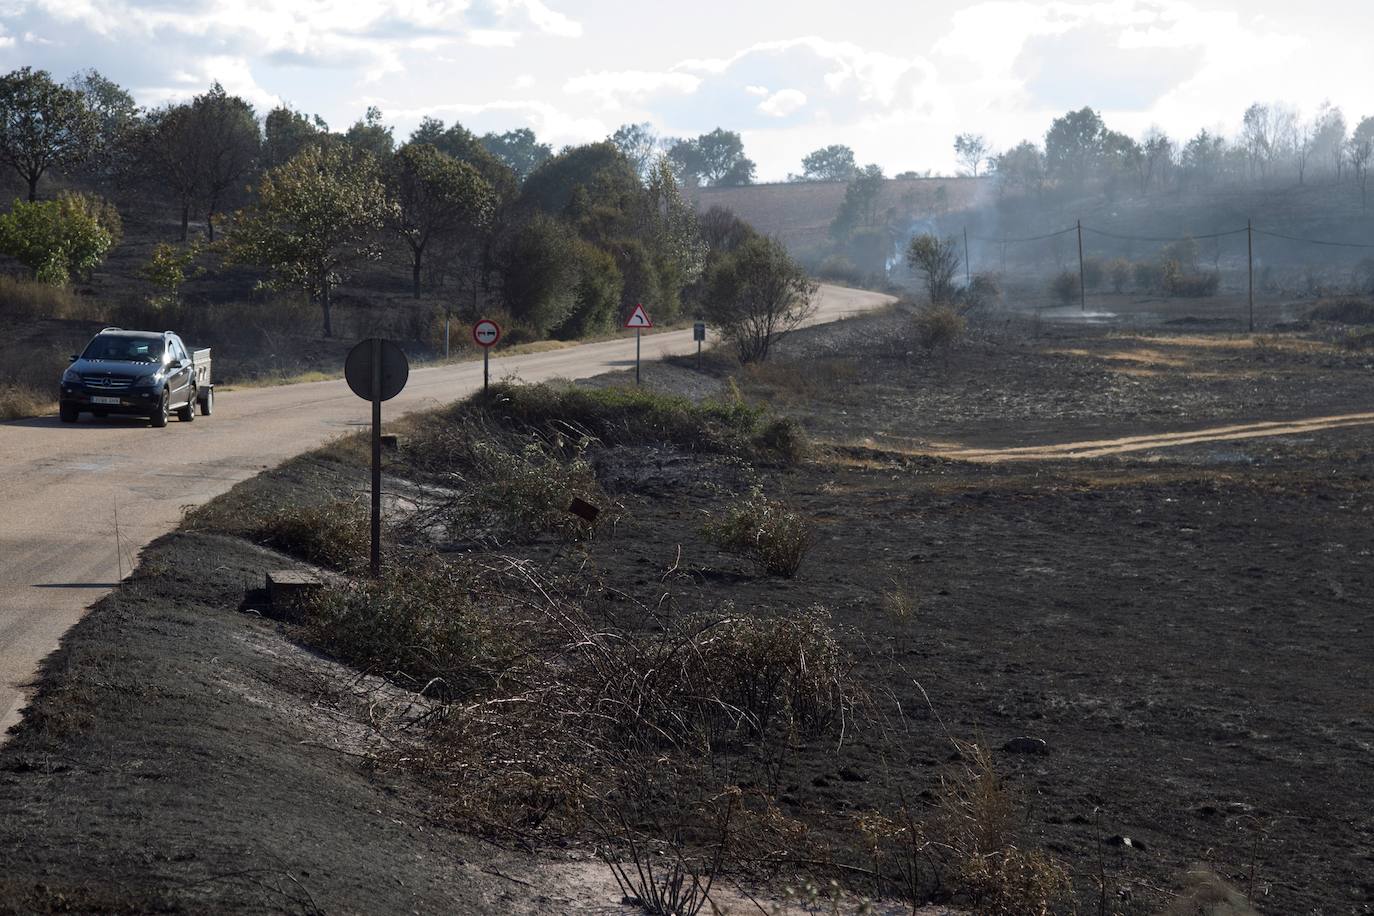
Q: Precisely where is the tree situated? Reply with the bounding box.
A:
[142,102,201,241]
[610,122,659,178]
[906,234,962,306]
[139,241,203,308]
[519,142,640,223]
[345,106,394,159]
[264,106,325,169]
[953,133,990,177]
[702,235,817,362]
[994,141,1046,197]
[1141,128,1175,193]
[192,84,259,241]
[0,67,99,201]
[796,145,856,182]
[480,128,553,181]
[228,145,395,337]
[66,69,139,184]
[386,143,496,298]
[667,129,756,187]
[1181,129,1226,188]
[1312,103,1347,181]
[1044,107,1105,187]
[0,192,120,285]
[829,164,885,240]
[497,213,581,336]
[1349,117,1374,211]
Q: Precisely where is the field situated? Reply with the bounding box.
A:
[686,177,988,256]
[2,296,1372,914]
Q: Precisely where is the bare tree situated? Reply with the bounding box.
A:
[954,133,991,177]
[1349,118,1374,211]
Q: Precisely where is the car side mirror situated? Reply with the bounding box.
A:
[69,354,78,362]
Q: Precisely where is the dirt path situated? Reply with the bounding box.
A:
[901,411,1374,462]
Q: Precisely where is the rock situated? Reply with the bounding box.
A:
[1104,834,1146,851]
[1003,736,1049,755]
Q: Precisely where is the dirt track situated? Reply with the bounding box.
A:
[0,284,893,735]
[913,411,1374,461]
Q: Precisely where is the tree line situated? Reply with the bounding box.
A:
[0,67,820,359]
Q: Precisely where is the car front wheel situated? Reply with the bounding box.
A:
[150,389,169,428]
[59,403,79,423]
[177,387,196,422]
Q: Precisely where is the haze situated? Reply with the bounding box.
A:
[4,0,1373,180]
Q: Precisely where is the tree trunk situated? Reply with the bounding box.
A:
[180,201,190,243]
[321,279,333,338]
[26,173,38,202]
[412,245,423,299]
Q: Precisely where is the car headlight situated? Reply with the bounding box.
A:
[62,368,82,384]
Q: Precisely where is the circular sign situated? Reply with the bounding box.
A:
[344,338,409,402]
[472,319,502,348]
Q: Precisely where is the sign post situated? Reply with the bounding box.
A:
[624,304,653,385]
[693,321,706,372]
[472,318,501,392]
[344,338,409,577]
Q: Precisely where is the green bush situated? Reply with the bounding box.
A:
[258,501,370,570]
[467,382,793,460]
[703,486,816,577]
[1108,257,1132,293]
[1048,270,1078,305]
[1081,256,1105,290]
[1133,260,1164,291]
[913,303,966,353]
[304,564,511,698]
[1309,297,1374,324]
[0,193,121,286]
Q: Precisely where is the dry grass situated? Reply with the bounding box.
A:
[736,357,858,405]
[0,384,50,420]
[0,274,102,324]
[702,486,817,578]
[1155,868,1260,916]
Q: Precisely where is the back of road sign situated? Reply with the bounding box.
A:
[344,338,409,402]
[624,304,653,329]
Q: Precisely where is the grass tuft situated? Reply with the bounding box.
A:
[702,486,816,578]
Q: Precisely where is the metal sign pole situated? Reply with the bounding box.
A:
[370,337,382,578]
[483,347,490,392]
[635,328,641,385]
[444,315,450,359]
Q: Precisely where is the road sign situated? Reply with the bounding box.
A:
[624,304,653,328]
[344,339,409,578]
[693,321,705,342]
[472,319,501,348]
[345,338,409,402]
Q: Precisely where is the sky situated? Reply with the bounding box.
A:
[2,0,1373,181]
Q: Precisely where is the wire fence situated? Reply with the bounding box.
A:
[954,220,1374,330]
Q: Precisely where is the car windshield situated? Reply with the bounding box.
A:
[82,336,164,363]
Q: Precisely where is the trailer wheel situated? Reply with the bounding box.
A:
[199,388,213,416]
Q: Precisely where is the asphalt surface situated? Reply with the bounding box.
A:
[0,285,893,735]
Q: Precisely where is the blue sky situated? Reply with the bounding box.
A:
[2,0,1372,180]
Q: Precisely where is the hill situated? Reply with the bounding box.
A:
[685,177,989,259]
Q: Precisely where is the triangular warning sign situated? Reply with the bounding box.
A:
[624,304,653,329]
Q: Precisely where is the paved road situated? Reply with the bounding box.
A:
[0,285,893,734]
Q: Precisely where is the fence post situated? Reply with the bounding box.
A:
[1247,220,1255,333]
[1077,219,1086,312]
[964,227,971,287]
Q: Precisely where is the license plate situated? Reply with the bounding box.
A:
[91,396,121,405]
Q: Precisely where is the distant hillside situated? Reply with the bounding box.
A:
[685,177,990,259]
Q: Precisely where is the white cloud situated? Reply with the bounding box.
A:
[564,70,701,108]
[388,98,606,146]
[563,36,937,133]
[758,88,806,118]
[469,29,521,47]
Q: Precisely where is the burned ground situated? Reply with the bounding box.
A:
[3,302,1372,915]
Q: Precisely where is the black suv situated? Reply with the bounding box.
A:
[60,329,200,427]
